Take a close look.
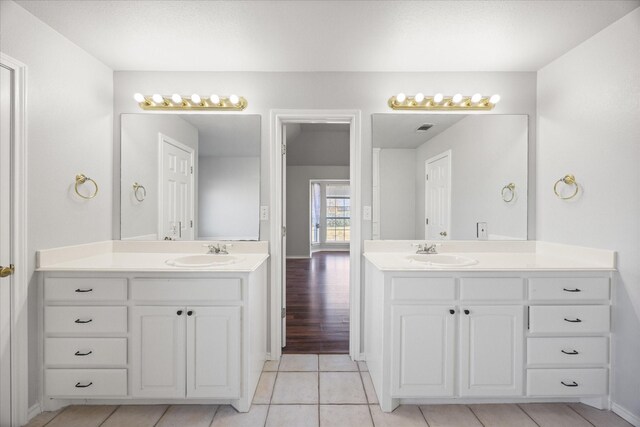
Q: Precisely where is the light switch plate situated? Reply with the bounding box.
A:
[477,222,488,240]
[260,206,269,221]
[363,206,372,221]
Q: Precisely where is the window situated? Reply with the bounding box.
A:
[310,181,350,246]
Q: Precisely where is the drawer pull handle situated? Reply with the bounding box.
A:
[449,309,455,315]
[563,288,581,292]
[561,349,579,355]
[564,318,582,323]
[74,318,93,324]
[74,350,93,356]
[561,381,579,387]
[74,288,93,293]
[75,382,93,388]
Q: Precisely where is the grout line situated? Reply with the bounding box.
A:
[418,405,432,427]
[40,405,70,427]
[97,405,120,427]
[358,370,376,426]
[208,404,221,427]
[566,403,597,427]
[152,404,172,427]
[517,403,542,426]
[465,404,486,427]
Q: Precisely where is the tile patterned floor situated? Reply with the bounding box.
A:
[25,354,632,427]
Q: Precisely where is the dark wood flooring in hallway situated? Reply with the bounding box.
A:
[284,251,350,354]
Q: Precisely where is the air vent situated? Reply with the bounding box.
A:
[416,123,434,132]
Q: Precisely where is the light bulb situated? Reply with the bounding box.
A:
[152,94,164,104]
[133,93,146,103]
[191,94,202,105]
[171,94,182,104]
[210,94,220,105]
[229,94,240,105]
[433,93,444,104]
[471,93,482,104]
[452,93,463,104]
[489,94,501,104]
[414,93,425,103]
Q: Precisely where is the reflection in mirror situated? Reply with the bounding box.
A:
[372,114,527,241]
[121,114,261,241]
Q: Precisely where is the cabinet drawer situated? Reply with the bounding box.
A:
[46,369,127,397]
[527,337,608,365]
[45,306,127,334]
[391,277,455,301]
[527,368,607,396]
[46,338,127,366]
[132,278,241,302]
[529,306,609,334]
[460,278,524,301]
[529,278,609,301]
[45,277,127,301]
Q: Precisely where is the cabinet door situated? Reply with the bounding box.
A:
[460,305,524,396]
[186,306,241,398]
[391,305,456,397]
[131,306,186,398]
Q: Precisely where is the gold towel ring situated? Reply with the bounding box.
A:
[74,174,98,199]
[501,183,515,202]
[133,182,147,202]
[554,174,579,200]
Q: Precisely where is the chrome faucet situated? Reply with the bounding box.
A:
[206,243,229,254]
[415,243,438,254]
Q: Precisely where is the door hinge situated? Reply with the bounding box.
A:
[527,306,530,330]
[281,144,287,156]
[190,220,193,228]
[282,226,287,237]
[281,307,286,318]
[426,218,429,225]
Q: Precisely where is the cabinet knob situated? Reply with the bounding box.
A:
[449,309,455,315]
[177,310,183,316]
[187,310,194,316]
[464,309,470,315]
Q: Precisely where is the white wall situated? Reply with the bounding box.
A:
[286,166,350,257]
[415,115,528,240]
[0,1,113,406]
[120,114,198,239]
[198,156,260,240]
[537,8,640,421]
[378,149,416,239]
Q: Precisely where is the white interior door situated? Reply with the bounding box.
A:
[159,134,194,240]
[425,151,451,240]
[281,125,287,348]
[0,63,13,427]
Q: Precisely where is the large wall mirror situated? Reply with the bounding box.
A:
[372,114,528,241]
[121,114,261,241]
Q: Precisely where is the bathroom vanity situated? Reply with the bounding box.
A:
[37,241,269,412]
[363,240,615,412]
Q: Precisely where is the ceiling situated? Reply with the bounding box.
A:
[373,114,466,149]
[180,114,261,157]
[15,0,639,72]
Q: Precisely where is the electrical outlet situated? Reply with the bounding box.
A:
[260,206,269,221]
[477,222,488,240]
[363,206,372,221]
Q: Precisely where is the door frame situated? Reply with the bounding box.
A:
[270,110,362,360]
[0,52,28,426]
[424,150,452,240]
[157,133,195,240]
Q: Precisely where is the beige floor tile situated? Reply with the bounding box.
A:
[320,405,373,427]
[266,405,319,427]
[101,405,168,427]
[519,403,592,427]
[279,354,318,371]
[357,361,368,371]
[22,409,63,427]
[271,372,319,404]
[568,403,633,427]
[319,354,358,371]
[420,405,483,427]
[45,405,118,427]
[263,360,280,372]
[211,405,269,427]
[253,372,277,404]
[155,405,217,427]
[320,372,367,404]
[370,405,428,427]
[361,372,379,404]
[468,404,536,427]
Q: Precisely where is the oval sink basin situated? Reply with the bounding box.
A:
[406,254,478,267]
[167,254,241,267]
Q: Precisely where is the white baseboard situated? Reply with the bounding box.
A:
[612,403,640,427]
[27,403,41,421]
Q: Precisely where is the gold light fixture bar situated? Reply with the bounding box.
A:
[134,93,248,111]
[388,93,500,111]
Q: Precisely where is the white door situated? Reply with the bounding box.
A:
[281,124,287,347]
[0,63,13,427]
[186,306,240,398]
[132,306,186,398]
[459,305,524,396]
[425,151,451,240]
[159,134,194,240]
[391,305,456,397]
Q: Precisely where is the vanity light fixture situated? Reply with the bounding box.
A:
[134,92,248,111]
[388,92,501,110]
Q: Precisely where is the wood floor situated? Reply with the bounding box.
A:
[284,251,350,353]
